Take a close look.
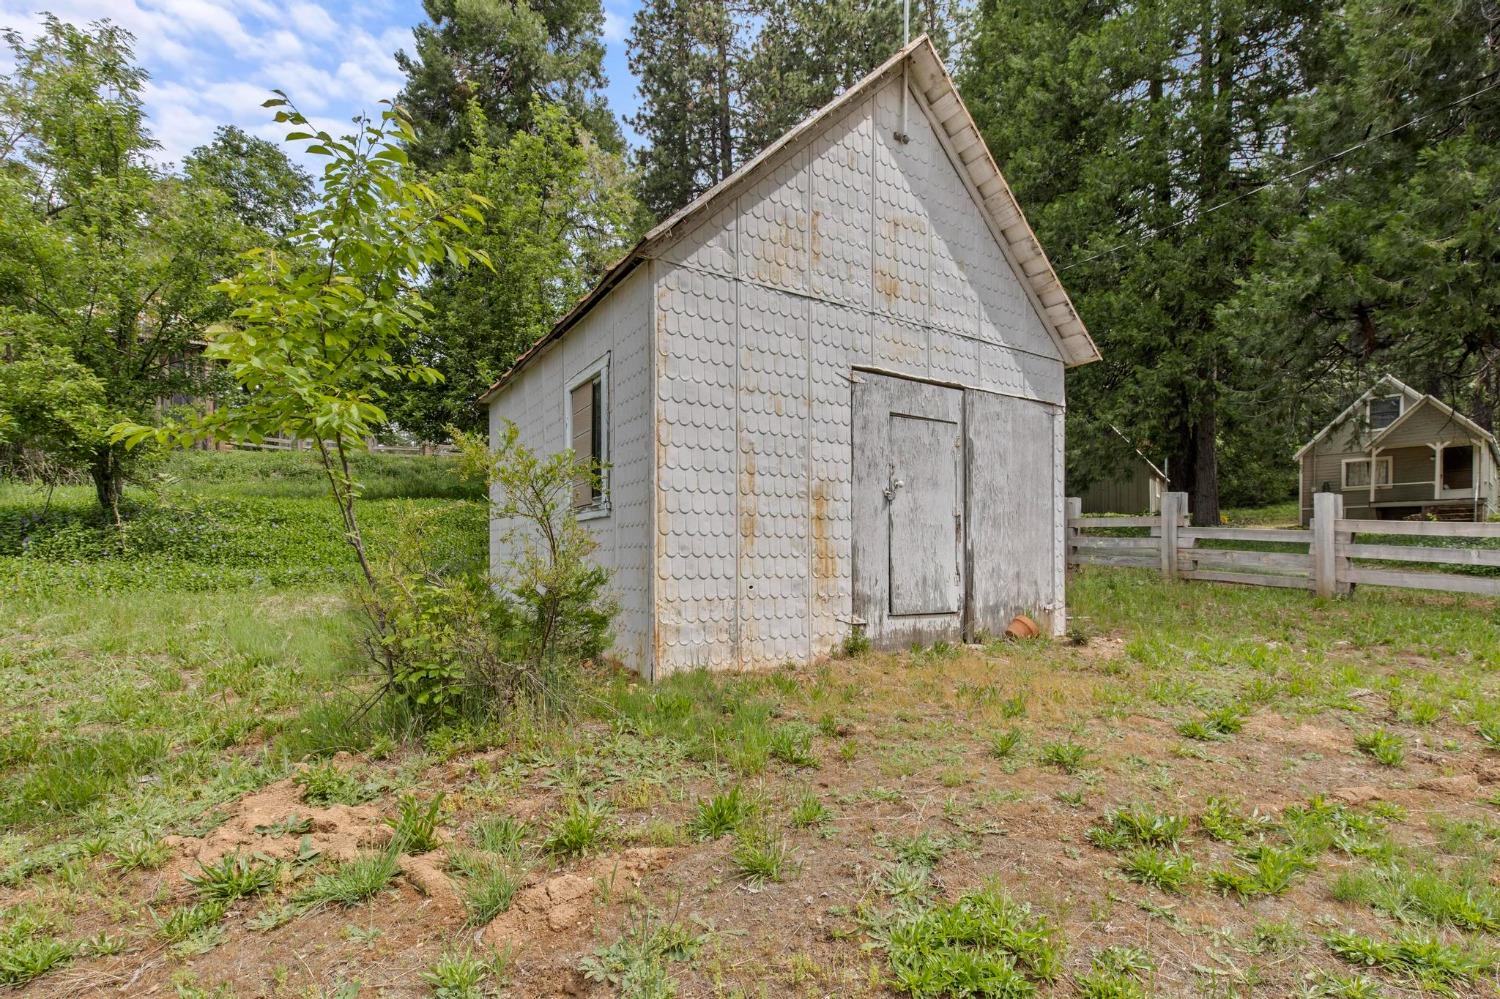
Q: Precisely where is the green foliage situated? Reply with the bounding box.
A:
[421,946,501,999]
[452,425,616,709]
[1076,946,1153,999]
[1208,845,1314,899]
[470,814,529,858]
[450,852,522,927]
[154,899,227,943]
[1038,740,1091,775]
[388,792,445,854]
[184,124,313,240]
[688,786,751,840]
[294,850,400,909]
[294,762,369,806]
[185,854,281,902]
[789,792,830,830]
[544,797,613,857]
[579,912,703,999]
[396,0,622,171]
[1121,848,1194,894]
[1325,929,1495,990]
[394,101,640,439]
[1354,729,1405,767]
[0,730,166,827]
[768,723,818,768]
[0,17,250,515]
[1176,705,1246,741]
[989,728,1025,761]
[0,913,74,987]
[1086,805,1189,852]
[730,830,796,885]
[882,884,1062,997]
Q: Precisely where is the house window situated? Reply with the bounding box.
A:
[1342,456,1392,489]
[566,356,608,514]
[1367,395,1403,430]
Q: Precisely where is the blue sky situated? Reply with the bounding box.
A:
[0,0,645,168]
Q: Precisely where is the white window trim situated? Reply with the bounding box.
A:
[1341,455,1392,490]
[1366,395,1403,430]
[563,352,611,520]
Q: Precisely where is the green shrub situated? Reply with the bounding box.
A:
[294,762,368,806]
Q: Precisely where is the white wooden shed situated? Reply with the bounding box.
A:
[481,36,1099,678]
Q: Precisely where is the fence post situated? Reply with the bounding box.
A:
[1065,497,1081,569]
[1312,491,1348,598]
[1160,491,1187,580]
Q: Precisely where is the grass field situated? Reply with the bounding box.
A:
[3,457,1499,998]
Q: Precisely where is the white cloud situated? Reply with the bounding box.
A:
[288,2,338,40]
[601,7,628,43]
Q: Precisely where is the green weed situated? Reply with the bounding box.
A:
[769,723,818,768]
[388,791,445,853]
[421,947,499,998]
[470,814,528,857]
[294,761,369,805]
[185,853,281,901]
[688,786,751,841]
[544,797,613,857]
[1209,845,1313,898]
[1120,848,1193,894]
[579,911,703,998]
[1353,729,1405,767]
[155,900,227,943]
[294,850,399,908]
[732,832,796,884]
[1087,805,1188,851]
[1326,929,1495,990]
[988,728,1025,760]
[882,884,1061,996]
[1039,739,1092,774]
[789,791,830,830]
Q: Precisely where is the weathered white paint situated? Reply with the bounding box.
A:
[489,44,1089,676]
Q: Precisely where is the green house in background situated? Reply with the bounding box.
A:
[1297,375,1500,525]
[1075,430,1168,515]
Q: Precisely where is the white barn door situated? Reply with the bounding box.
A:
[852,372,965,648]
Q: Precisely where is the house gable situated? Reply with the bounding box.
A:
[480,35,1096,404]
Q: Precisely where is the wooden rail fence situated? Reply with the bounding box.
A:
[1067,492,1500,598]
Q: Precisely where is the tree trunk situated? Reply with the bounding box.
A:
[1190,403,1220,526]
[715,9,733,183]
[90,446,125,527]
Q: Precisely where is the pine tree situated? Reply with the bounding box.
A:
[961,0,1333,521]
[396,0,622,172]
[1224,0,1500,430]
[627,0,747,219]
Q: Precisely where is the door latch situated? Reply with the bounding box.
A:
[883,478,904,501]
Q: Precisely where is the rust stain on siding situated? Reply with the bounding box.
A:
[739,454,757,547]
[811,481,835,583]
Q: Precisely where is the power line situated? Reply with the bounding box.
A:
[1057,77,1500,273]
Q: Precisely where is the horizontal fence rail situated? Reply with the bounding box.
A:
[229,436,457,457]
[1067,492,1500,599]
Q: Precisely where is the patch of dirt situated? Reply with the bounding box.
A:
[1243,711,1348,753]
[162,778,391,882]
[481,848,678,954]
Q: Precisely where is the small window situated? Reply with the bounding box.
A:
[1342,456,1392,489]
[1367,395,1402,430]
[566,356,608,514]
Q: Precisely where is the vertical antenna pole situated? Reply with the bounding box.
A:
[897,0,911,143]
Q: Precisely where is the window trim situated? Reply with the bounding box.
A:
[1366,395,1403,431]
[564,352,610,520]
[1341,455,1392,490]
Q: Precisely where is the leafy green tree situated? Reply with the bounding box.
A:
[184,124,314,240]
[961,0,1332,521]
[391,100,640,440]
[1223,0,1500,430]
[396,0,622,172]
[114,98,489,591]
[0,16,247,520]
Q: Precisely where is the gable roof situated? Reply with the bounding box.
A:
[1293,375,1423,460]
[480,35,1098,403]
[1295,374,1499,461]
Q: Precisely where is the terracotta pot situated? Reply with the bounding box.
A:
[1003,614,1041,641]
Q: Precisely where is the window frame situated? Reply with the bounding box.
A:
[1366,395,1403,431]
[1341,455,1392,490]
[563,352,610,520]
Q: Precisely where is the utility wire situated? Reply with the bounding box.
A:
[1057,77,1500,273]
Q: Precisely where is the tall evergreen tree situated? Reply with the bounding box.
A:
[1223,0,1500,430]
[962,0,1333,521]
[396,0,622,171]
[627,0,746,219]
[740,0,961,155]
